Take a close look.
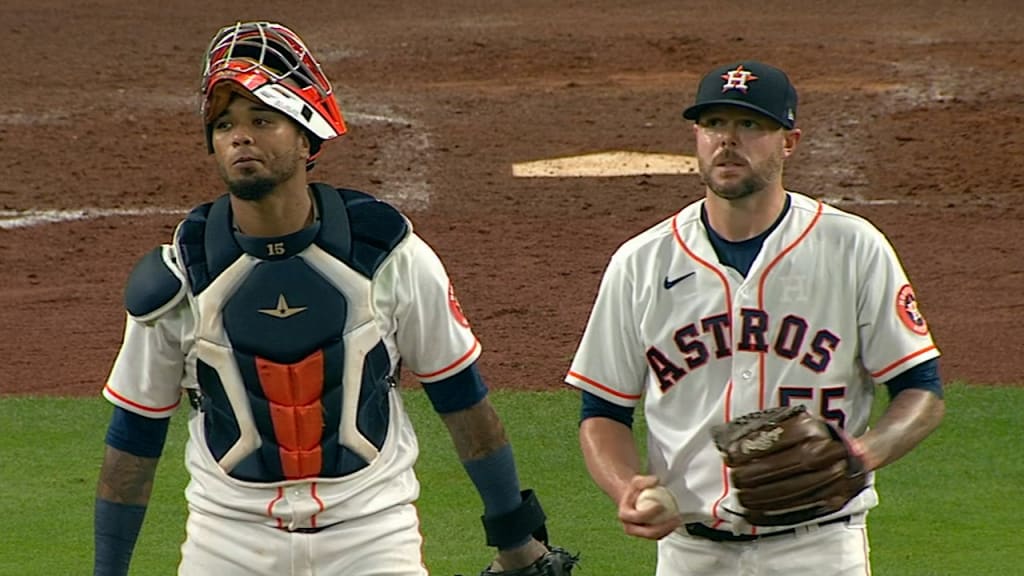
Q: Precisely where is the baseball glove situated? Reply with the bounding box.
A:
[710,405,868,526]
[460,547,580,576]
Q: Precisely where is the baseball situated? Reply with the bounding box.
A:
[636,485,679,523]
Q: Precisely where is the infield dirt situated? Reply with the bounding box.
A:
[1,1,1021,395]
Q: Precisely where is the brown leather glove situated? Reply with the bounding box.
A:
[710,405,868,526]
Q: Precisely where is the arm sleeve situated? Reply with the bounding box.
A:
[856,227,941,382]
[580,390,635,428]
[461,443,525,522]
[95,499,147,576]
[565,253,646,406]
[104,406,171,458]
[376,233,481,382]
[883,357,944,399]
[421,361,489,414]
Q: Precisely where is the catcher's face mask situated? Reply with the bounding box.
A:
[200,21,347,167]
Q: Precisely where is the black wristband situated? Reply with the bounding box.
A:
[481,489,548,549]
[94,499,147,576]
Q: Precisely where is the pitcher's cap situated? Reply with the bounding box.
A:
[682,61,798,129]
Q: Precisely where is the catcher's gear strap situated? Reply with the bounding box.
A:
[482,489,548,549]
[124,244,186,323]
[176,184,408,295]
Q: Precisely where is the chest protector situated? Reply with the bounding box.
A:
[175,184,408,483]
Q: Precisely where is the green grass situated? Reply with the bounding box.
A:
[1,384,1020,575]
[865,383,1024,574]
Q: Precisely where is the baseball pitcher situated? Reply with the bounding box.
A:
[566,61,945,575]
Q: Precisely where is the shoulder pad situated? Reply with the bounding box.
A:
[312,184,410,277]
[124,245,187,322]
[338,187,410,274]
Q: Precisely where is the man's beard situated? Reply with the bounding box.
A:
[699,152,782,201]
[227,175,277,201]
[220,154,301,201]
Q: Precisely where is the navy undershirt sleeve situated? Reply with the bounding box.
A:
[104,406,171,458]
[883,357,943,399]
[580,391,635,428]
[422,361,489,414]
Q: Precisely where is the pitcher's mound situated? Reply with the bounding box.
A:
[512,151,698,178]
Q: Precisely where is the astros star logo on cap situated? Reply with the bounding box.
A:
[721,65,758,93]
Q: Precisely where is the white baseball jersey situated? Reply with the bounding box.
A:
[566,191,939,532]
[103,227,481,532]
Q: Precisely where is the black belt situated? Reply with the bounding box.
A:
[275,520,343,534]
[286,526,326,534]
[685,515,851,542]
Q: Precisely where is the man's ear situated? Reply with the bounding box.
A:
[782,128,802,158]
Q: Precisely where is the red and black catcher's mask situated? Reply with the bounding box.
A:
[200,21,347,169]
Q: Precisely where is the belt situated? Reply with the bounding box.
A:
[685,515,851,543]
[275,520,343,534]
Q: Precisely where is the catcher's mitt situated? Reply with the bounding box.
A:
[461,490,579,576]
[710,405,868,527]
[477,547,579,576]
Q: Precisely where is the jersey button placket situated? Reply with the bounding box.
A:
[280,484,308,531]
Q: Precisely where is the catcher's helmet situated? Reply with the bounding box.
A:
[200,21,347,167]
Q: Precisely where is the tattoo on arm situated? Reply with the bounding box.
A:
[440,397,509,461]
[96,446,160,505]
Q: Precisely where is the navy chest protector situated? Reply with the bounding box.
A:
[175,184,408,483]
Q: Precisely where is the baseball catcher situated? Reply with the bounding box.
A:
[710,405,869,527]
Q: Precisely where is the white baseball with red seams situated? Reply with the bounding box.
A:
[636,486,680,524]
[565,192,939,534]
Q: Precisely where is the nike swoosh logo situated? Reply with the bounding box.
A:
[663,271,696,290]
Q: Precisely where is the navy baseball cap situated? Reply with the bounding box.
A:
[682,61,798,129]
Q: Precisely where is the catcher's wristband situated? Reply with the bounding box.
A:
[482,489,548,549]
